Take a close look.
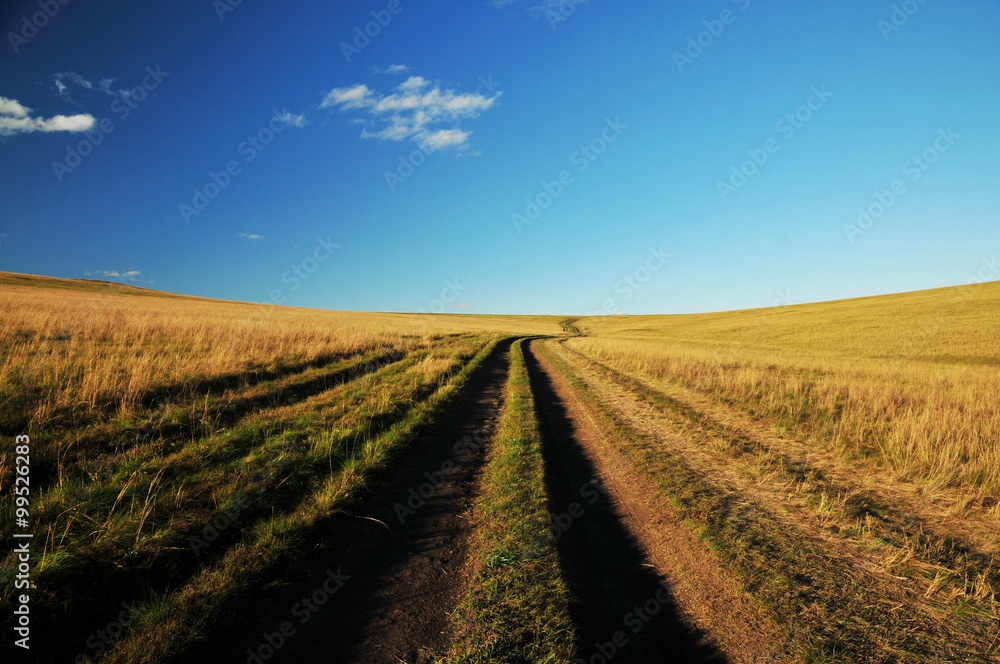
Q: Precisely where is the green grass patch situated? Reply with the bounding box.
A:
[443,338,577,664]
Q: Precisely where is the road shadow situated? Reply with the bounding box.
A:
[522,340,729,664]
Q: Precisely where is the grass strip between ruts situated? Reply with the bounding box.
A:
[443,338,577,664]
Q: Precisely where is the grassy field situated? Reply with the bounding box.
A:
[1,272,997,663]
[556,280,1000,661]
[0,273,560,663]
[570,281,1000,502]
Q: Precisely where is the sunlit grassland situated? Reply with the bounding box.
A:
[0,272,561,662]
[539,339,991,663]
[0,272,561,491]
[100,339,507,664]
[26,340,472,578]
[3,270,998,662]
[569,281,1000,501]
[0,272,560,432]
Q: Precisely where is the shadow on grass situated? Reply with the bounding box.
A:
[5,347,479,664]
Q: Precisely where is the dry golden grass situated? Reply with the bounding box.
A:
[0,272,563,663]
[0,272,561,431]
[4,271,998,663]
[569,280,1000,500]
[547,280,1000,662]
[544,337,999,662]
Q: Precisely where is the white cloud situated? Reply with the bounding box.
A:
[397,75,430,92]
[275,111,306,127]
[491,0,587,17]
[420,128,470,151]
[378,64,411,74]
[238,233,264,240]
[52,72,137,104]
[54,72,93,94]
[84,269,142,281]
[321,76,499,151]
[0,98,29,117]
[0,96,95,136]
[52,72,97,103]
[321,84,372,110]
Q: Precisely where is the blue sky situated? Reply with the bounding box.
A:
[1,0,997,315]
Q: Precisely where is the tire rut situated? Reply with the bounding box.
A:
[181,338,514,664]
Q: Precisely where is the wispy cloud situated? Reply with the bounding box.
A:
[53,72,93,101]
[491,0,587,18]
[238,233,264,240]
[493,0,585,9]
[421,129,470,150]
[321,75,500,152]
[84,269,142,281]
[0,96,95,136]
[323,84,372,110]
[52,72,136,104]
[275,111,306,127]
[97,78,117,95]
[375,64,411,74]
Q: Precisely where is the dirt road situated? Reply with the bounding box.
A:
[526,338,791,664]
[173,335,790,663]
[184,339,513,664]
